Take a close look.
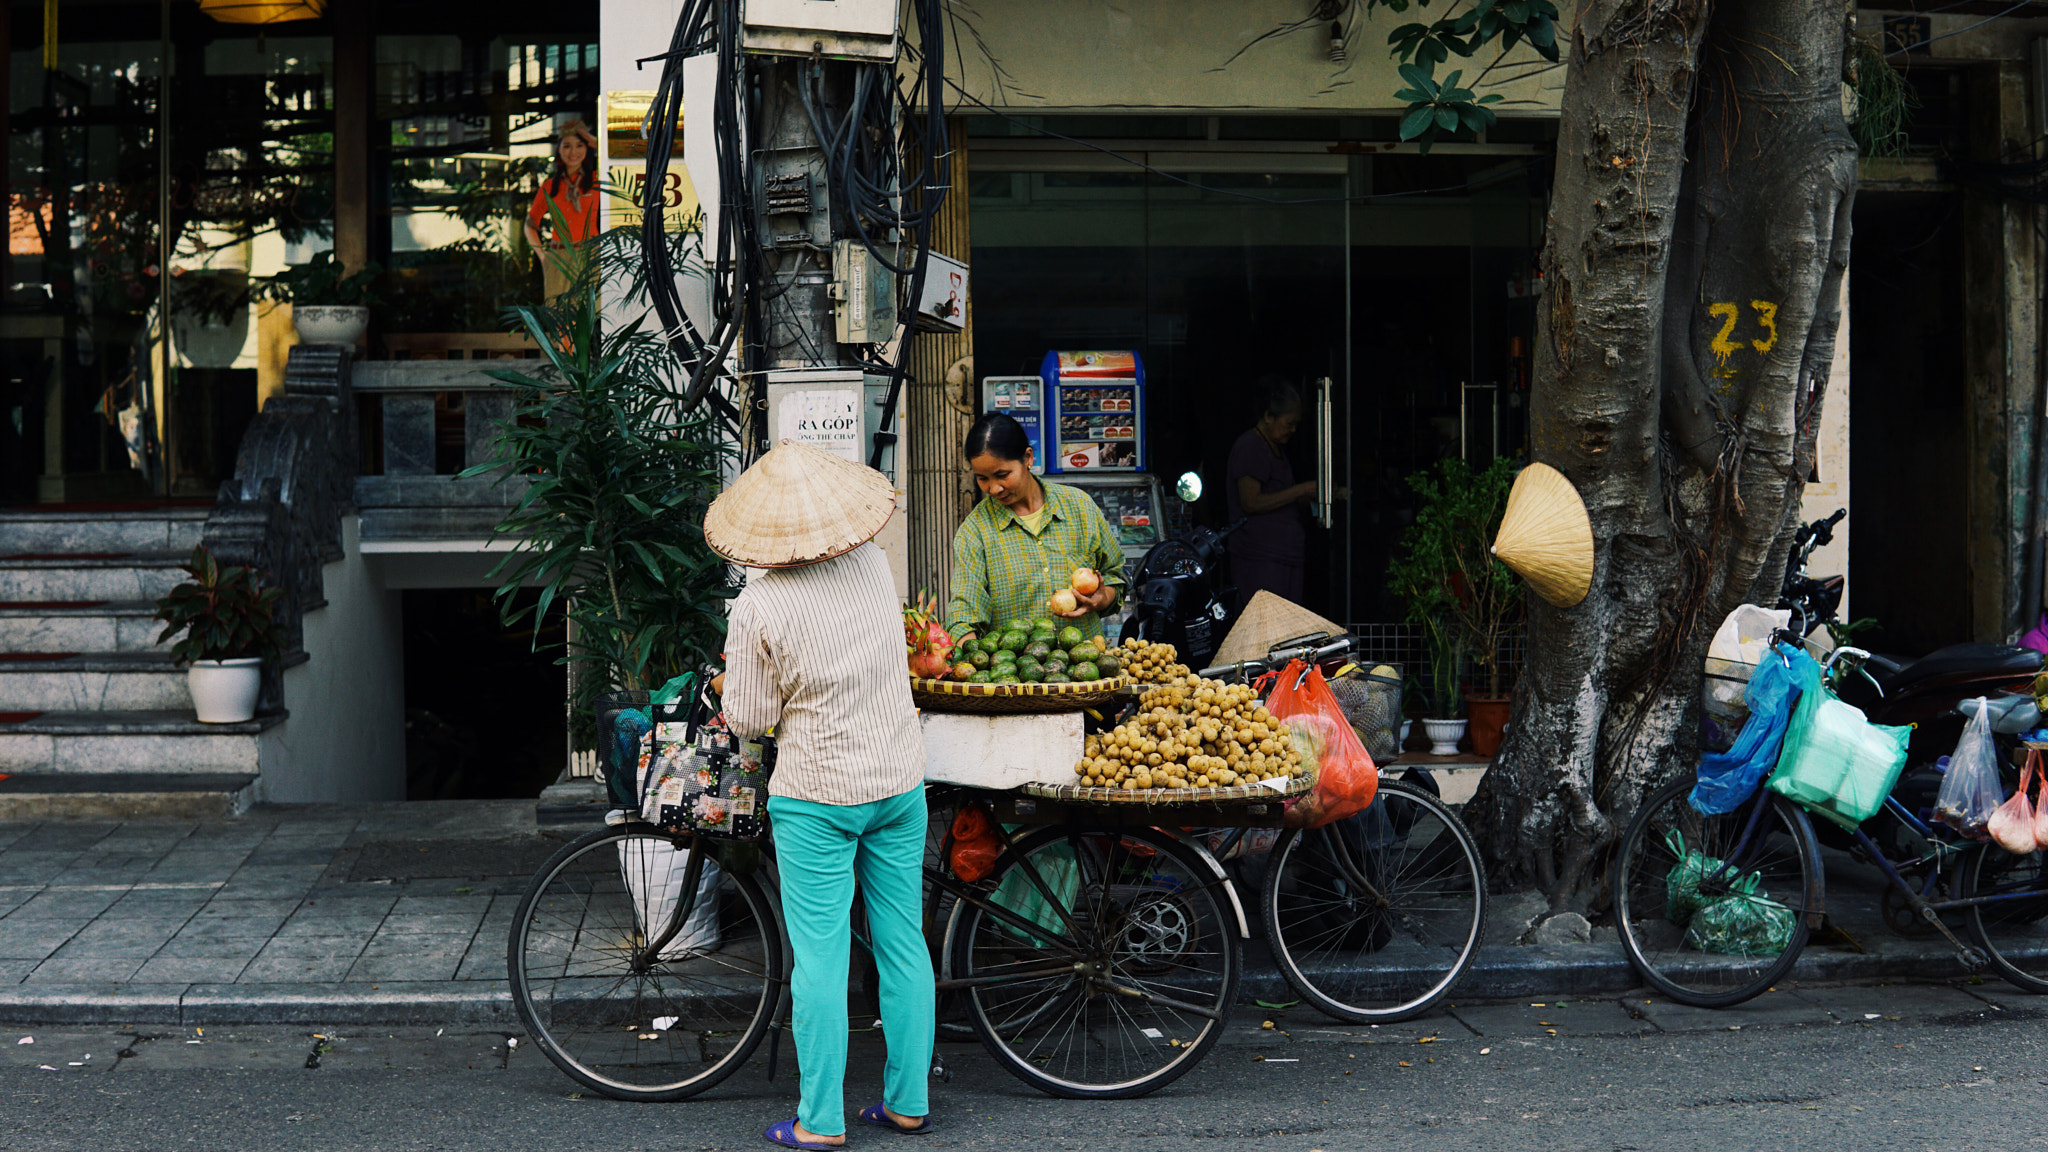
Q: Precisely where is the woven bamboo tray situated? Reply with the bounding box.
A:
[911,675,1133,714]
[1022,769,1314,805]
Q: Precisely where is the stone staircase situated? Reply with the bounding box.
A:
[0,507,272,817]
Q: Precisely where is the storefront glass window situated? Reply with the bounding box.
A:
[374,16,597,339]
[969,119,1550,621]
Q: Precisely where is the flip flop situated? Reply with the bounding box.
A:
[859,1103,934,1135]
[762,1118,842,1150]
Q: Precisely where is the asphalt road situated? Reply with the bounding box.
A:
[1,981,2044,1152]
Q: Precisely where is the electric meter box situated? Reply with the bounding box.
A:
[742,0,899,61]
[915,251,967,333]
[832,240,896,345]
[765,368,904,484]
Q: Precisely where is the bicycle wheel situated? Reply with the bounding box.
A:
[944,825,1241,1099]
[508,824,783,1100]
[1262,779,1487,1023]
[1612,776,1821,1008]
[1961,842,2048,993]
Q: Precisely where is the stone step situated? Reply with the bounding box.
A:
[0,771,257,819]
[0,507,208,555]
[0,601,162,654]
[0,554,189,602]
[0,652,190,710]
[0,709,281,773]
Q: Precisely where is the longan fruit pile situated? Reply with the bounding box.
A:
[1072,674,1305,792]
[1120,638,1192,684]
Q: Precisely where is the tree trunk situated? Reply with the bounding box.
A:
[1466,0,1858,910]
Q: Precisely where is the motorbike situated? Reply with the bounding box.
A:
[1775,508,2042,875]
[1781,508,2042,747]
[1118,471,1243,668]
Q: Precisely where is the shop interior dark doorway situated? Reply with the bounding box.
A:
[401,588,566,800]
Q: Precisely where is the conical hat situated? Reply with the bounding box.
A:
[703,439,896,568]
[1491,462,1592,607]
[1213,590,1348,667]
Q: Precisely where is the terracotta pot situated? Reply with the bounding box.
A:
[1467,695,1512,758]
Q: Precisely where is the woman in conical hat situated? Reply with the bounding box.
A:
[707,441,938,1147]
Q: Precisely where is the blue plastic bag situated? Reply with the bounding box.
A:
[1692,643,1811,815]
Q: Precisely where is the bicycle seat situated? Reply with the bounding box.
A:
[1878,643,2043,695]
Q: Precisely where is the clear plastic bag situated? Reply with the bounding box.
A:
[1935,700,2004,840]
[1988,761,2040,855]
[2034,755,2048,848]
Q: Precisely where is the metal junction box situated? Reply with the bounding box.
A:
[831,240,896,345]
[914,250,967,333]
[742,0,900,61]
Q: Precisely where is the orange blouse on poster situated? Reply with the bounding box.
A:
[527,178,600,244]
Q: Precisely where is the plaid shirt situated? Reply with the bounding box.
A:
[946,481,1127,640]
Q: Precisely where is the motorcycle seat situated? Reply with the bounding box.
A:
[1876,643,2042,695]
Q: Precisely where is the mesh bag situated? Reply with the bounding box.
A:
[1328,667,1403,764]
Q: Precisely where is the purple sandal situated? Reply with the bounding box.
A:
[859,1103,934,1135]
[763,1118,842,1150]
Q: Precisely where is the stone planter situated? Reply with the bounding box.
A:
[188,658,263,723]
[292,304,369,345]
[1422,717,1468,757]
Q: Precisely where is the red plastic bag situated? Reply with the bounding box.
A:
[1988,760,2041,856]
[1265,660,1378,829]
[948,804,1002,882]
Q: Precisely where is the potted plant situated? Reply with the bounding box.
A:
[1387,457,1524,757]
[255,251,383,345]
[153,546,285,724]
[463,285,732,785]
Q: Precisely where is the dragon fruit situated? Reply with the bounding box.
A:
[904,592,956,679]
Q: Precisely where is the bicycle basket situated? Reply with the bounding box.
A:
[639,690,773,842]
[1328,667,1402,763]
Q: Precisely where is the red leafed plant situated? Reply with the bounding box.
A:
[152,546,285,665]
[903,590,956,679]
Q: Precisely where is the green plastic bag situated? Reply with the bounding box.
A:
[1683,890,1796,957]
[990,841,1079,947]
[1767,657,1912,830]
[1663,830,1749,928]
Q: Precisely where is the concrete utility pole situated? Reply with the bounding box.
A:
[753,58,848,371]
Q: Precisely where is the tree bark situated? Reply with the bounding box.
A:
[1465,0,1857,910]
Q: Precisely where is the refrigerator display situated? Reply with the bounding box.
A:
[1041,350,1146,473]
[979,376,1046,472]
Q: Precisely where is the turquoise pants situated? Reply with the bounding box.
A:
[767,787,934,1137]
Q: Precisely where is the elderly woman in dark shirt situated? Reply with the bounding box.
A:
[1225,379,1318,612]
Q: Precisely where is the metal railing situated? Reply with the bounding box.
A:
[350,359,529,541]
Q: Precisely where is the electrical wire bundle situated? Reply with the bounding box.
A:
[639,0,951,470]
[639,0,758,422]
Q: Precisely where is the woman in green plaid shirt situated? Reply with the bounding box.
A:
[946,414,1127,641]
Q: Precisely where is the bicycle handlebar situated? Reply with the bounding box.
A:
[1197,634,1354,681]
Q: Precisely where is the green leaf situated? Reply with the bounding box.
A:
[1434,106,1459,132]
[1397,62,1437,96]
[1478,93,1505,104]
[1254,999,1301,1010]
[1399,105,1437,141]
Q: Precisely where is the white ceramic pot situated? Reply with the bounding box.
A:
[292,304,369,345]
[1400,720,1414,747]
[1423,717,1468,757]
[188,658,262,724]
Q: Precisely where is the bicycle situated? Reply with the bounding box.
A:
[1200,633,1489,1023]
[507,637,1488,1101]
[1612,641,2048,1008]
[508,788,1243,1102]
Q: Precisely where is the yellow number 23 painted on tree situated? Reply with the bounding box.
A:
[1708,300,1780,366]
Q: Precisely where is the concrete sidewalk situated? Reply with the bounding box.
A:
[0,802,551,1026]
[0,801,2020,1026]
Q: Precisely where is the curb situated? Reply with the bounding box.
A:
[0,981,516,1027]
[0,946,2000,1027]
